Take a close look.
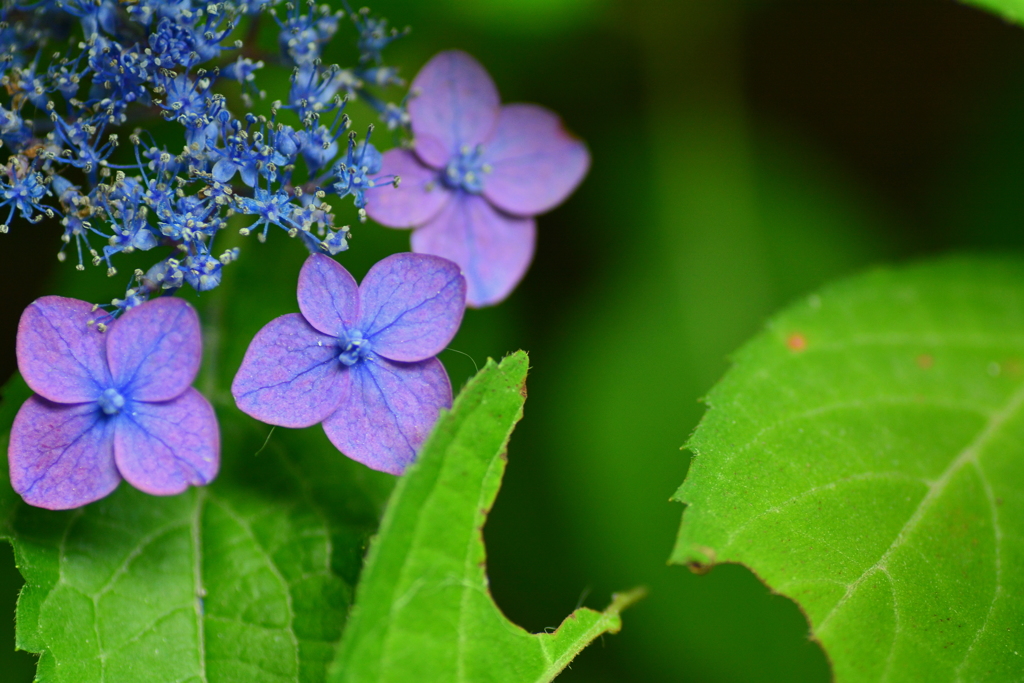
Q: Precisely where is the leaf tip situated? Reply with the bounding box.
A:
[496,350,530,397]
[607,586,647,617]
[582,586,647,636]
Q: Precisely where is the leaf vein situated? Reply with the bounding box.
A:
[205,493,300,673]
[720,397,989,468]
[953,459,1004,681]
[723,471,926,550]
[191,490,209,683]
[815,380,1024,636]
[109,606,195,655]
[879,568,900,683]
[94,520,191,599]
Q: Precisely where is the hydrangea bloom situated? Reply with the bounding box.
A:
[366,50,590,307]
[0,0,409,319]
[10,297,219,510]
[231,253,465,474]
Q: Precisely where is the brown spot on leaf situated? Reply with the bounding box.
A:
[787,333,807,352]
[916,354,934,369]
[686,546,717,574]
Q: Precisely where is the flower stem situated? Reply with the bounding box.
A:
[198,223,246,405]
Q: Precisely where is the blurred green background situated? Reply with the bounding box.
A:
[3,0,1024,680]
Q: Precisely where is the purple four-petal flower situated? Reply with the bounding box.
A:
[231,252,466,475]
[366,50,590,308]
[9,296,219,510]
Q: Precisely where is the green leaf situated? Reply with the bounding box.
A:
[0,212,405,682]
[330,351,643,683]
[672,256,1024,682]
[962,0,1024,26]
[0,379,393,683]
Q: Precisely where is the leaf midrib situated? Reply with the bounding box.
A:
[191,490,209,683]
[376,410,490,679]
[54,486,308,683]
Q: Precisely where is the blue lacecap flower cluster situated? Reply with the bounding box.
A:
[0,0,407,317]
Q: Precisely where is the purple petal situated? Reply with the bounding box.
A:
[482,103,590,216]
[322,356,451,475]
[358,253,466,362]
[365,149,452,228]
[409,50,500,167]
[212,158,238,184]
[114,388,219,495]
[297,254,359,337]
[231,313,349,428]
[412,135,449,171]
[106,297,201,402]
[9,397,120,510]
[16,296,110,403]
[411,194,535,308]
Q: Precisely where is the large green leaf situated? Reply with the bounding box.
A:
[330,352,642,683]
[0,373,393,683]
[962,0,1024,26]
[672,257,1024,682]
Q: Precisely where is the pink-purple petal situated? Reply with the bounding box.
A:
[409,50,500,167]
[106,297,202,402]
[482,103,591,216]
[322,356,451,475]
[358,253,466,362]
[114,388,219,496]
[16,296,110,404]
[366,149,451,229]
[9,397,120,510]
[411,194,536,308]
[297,254,360,337]
[412,134,449,171]
[231,313,349,428]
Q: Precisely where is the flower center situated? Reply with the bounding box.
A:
[98,387,126,416]
[442,145,490,194]
[338,329,371,366]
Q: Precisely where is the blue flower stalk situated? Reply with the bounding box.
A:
[0,0,409,315]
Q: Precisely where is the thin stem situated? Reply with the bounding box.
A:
[198,222,245,404]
